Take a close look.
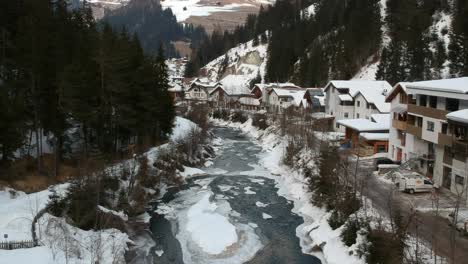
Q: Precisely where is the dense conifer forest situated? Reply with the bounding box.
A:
[185,0,468,87]
[103,0,207,57]
[0,0,175,173]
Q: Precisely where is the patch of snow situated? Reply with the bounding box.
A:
[262,213,272,219]
[185,192,238,254]
[255,201,268,208]
[98,205,128,221]
[170,116,200,142]
[161,0,254,22]
[155,249,164,257]
[179,166,207,178]
[244,186,256,194]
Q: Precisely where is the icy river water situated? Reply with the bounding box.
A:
[150,126,321,264]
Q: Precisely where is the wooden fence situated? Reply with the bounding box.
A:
[0,240,36,250]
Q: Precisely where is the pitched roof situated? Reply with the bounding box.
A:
[338,113,390,132]
[337,118,390,132]
[325,80,391,112]
[219,75,252,95]
[406,77,468,94]
[272,88,306,106]
[371,114,391,125]
[385,82,409,102]
[446,109,468,124]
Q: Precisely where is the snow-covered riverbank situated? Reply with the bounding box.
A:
[0,116,201,264]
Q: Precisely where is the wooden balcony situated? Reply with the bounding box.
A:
[408,104,449,120]
[438,133,453,147]
[407,124,422,138]
[392,119,407,131]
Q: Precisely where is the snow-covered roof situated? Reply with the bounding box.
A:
[258,83,301,91]
[446,109,468,124]
[272,88,306,106]
[385,82,409,102]
[168,83,184,92]
[187,78,220,92]
[238,97,260,106]
[338,94,353,101]
[337,118,389,132]
[406,77,468,94]
[360,133,390,141]
[371,114,390,126]
[326,80,391,112]
[218,75,252,95]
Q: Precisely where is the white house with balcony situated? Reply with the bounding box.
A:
[324,81,392,132]
[402,77,468,197]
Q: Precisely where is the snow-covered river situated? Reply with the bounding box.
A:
[150,126,321,264]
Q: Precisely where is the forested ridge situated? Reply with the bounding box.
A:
[0,0,175,175]
[103,0,207,57]
[186,0,468,87]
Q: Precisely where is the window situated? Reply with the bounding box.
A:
[446,98,459,111]
[442,123,448,134]
[344,112,349,118]
[367,103,371,109]
[424,180,433,185]
[356,101,361,107]
[416,117,423,128]
[336,123,340,129]
[356,113,360,118]
[429,96,437,108]
[419,95,427,106]
[427,121,435,132]
[455,175,465,185]
[330,111,333,116]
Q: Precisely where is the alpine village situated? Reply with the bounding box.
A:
[1,0,468,264]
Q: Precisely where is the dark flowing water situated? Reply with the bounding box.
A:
[149,126,321,264]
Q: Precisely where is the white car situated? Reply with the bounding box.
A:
[395,171,434,194]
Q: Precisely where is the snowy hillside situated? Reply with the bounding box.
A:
[161,0,252,22]
[201,39,268,84]
[353,0,452,81]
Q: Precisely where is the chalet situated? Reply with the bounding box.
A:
[185,78,220,101]
[267,88,306,112]
[253,83,301,108]
[337,114,390,156]
[324,80,392,132]
[209,75,252,107]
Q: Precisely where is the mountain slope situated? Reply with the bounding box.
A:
[201,39,268,83]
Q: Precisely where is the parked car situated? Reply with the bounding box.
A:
[373,157,395,170]
[395,171,434,194]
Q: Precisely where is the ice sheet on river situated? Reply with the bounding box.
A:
[158,189,263,263]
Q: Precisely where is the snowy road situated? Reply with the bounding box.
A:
[149,126,321,264]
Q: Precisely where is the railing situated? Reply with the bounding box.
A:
[438,133,453,147]
[392,119,407,131]
[408,104,449,120]
[0,240,36,250]
[407,124,422,138]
